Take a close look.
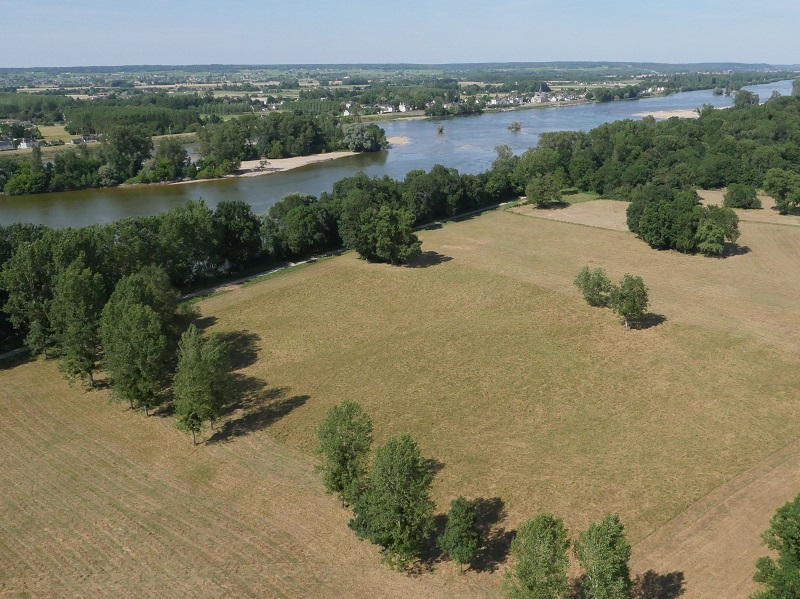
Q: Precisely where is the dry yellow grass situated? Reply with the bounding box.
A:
[0,360,496,598]
[2,205,799,597]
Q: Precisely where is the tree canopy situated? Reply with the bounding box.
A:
[575,514,632,599]
[750,493,800,599]
[317,400,373,506]
[505,514,570,599]
[438,496,481,574]
[173,324,231,443]
[609,274,649,329]
[350,434,436,568]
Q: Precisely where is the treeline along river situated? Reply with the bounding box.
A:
[1,80,793,228]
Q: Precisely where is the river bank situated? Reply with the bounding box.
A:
[173,150,360,185]
[3,79,793,228]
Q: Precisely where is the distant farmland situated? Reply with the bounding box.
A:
[2,200,799,598]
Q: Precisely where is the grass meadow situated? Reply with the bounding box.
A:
[2,201,799,598]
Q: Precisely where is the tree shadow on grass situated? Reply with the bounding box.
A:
[534,201,571,210]
[570,570,684,599]
[216,330,261,369]
[472,497,515,573]
[188,314,217,332]
[769,205,800,216]
[722,243,751,258]
[206,374,309,444]
[407,251,453,268]
[636,313,667,330]
[0,348,34,371]
[632,571,686,599]
[426,458,446,476]
[419,222,443,231]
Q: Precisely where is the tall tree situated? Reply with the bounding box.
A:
[724,183,761,209]
[609,275,649,329]
[350,434,436,569]
[104,265,183,347]
[340,201,422,265]
[505,514,570,599]
[525,174,563,207]
[152,137,190,181]
[438,496,481,574]
[574,267,613,307]
[157,200,216,287]
[99,300,168,415]
[212,200,263,270]
[733,90,760,108]
[0,236,57,357]
[575,514,632,599]
[173,324,231,444]
[317,400,373,506]
[102,125,153,182]
[49,256,106,387]
[749,493,800,599]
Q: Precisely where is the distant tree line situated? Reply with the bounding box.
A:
[0,114,389,194]
[585,72,794,103]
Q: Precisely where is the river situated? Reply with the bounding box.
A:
[1,79,794,227]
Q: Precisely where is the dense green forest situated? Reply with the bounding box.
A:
[0,113,387,193]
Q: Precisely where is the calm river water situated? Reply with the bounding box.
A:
[1,79,793,227]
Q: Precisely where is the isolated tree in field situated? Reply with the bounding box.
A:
[350,434,436,569]
[504,514,570,599]
[575,514,632,599]
[173,324,231,444]
[438,496,481,574]
[100,300,168,415]
[749,493,800,598]
[723,184,761,209]
[317,400,373,506]
[609,274,649,329]
[574,267,613,307]
[525,173,562,207]
[49,257,106,387]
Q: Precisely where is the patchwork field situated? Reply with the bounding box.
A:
[2,201,799,598]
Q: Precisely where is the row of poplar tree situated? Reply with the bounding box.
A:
[316,400,635,598]
[43,260,231,443]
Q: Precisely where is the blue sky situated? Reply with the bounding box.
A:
[4,0,799,67]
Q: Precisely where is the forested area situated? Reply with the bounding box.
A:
[0,113,388,193]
